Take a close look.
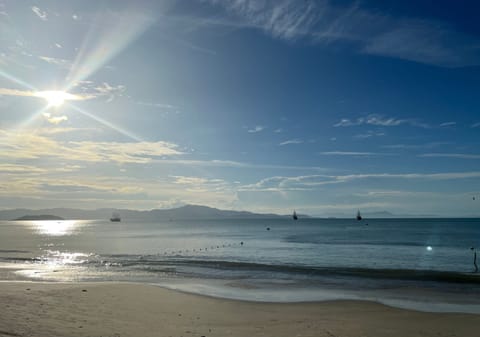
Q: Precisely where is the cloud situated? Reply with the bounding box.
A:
[247,125,265,133]
[0,88,37,98]
[91,83,126,102]
[353,130,385,139]
[362,19,480,67]
[136,101,180,113]
[418,153,480,159]
[240,171,480,193]
[0,164,45,174]
[439,122,456,127]
[382,142,450,149]
[203,0,480,67]
[334,114,429,128]
[319,151,389,156]
[156,159,326,171]
[274,128,283,133]
[206,0,321,41]
[279,139,303,146]
[0,88,92,103]
[170,175,229,192]
[0,82,127,104]
[31,6,47,21]
[38,56,73,70]
[0,129,183,164]
[471,122,480,128]
[43,112,68,125]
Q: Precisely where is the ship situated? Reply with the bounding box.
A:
[110,212,121,222]
[356,210,362,221]
[293,210,298,220]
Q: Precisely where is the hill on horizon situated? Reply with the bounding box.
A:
[0,204,295,221]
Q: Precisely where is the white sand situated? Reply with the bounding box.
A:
[0,282,479,337]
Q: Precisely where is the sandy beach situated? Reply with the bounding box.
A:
[0,282,478,337]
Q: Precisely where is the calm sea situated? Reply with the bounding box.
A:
[1,218,480,312]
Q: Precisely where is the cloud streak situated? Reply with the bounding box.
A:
[0,130,182,164]
[279,139,303,146]
[203,0,480,67]
[334,114,428,128]
[31,6,47,21]
[247,125,265,133]
[319,151,390,156]
[0,88,92,102]
[419,153,480,159]
[240,171,480,193]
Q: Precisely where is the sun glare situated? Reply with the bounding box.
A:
[35,90,78,107]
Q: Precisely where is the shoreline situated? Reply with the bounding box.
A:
[1,281,479,337]
[2,262,480,314]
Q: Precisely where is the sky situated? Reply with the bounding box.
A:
[0,0,479,217]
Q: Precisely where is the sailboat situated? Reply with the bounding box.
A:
[110,212,121,222]
[293,210,298,220]
[356,210,362,221]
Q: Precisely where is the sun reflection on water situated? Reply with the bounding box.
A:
[32,220,80,236]
[16,250,94,280]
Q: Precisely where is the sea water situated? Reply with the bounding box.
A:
[1,218,479,312]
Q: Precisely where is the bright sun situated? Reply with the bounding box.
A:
[35,90,77,107]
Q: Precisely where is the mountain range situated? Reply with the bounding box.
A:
[0,204,291,221]
[0,205,440,221]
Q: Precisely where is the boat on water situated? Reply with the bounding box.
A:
[356,210,362,221]
[110,212,121,222]
[293,210,298,220]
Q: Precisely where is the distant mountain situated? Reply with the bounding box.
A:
[13,214,65,221]
[0,205,290,221]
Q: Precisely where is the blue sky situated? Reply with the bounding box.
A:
[1,0,479,216]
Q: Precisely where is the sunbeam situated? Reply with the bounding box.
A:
[65,10,154,91]
[69,103,142,142]
[0,70,37,91]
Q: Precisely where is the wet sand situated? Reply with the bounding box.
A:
[0,282,479,337]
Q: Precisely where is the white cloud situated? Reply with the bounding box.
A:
[206,0,321,41]
[92,83,126,102]
[419,153,480,159]
[0,87,92,103]
[439,121,456,127]
[170,175,230,192]
[0,164,45,174]
[319,151,388,156]
[156,159,326,171]
[363,19,480,67]
[382,142,450,149]
[240,171,480,193]
[203,0,480,67]
[0,130,182,164]
[471,122,480,128]
[43,112,68,125]
[334,114,429,128]
[279,139,303,146]
[247,125,265,133]
[39,56,72,68]
[31,6,47,21]
[354,130,385,139]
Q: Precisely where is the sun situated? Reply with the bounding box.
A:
[35,90,78,107]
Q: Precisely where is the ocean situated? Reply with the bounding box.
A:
[1,218,480,313]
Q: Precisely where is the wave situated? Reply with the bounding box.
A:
[97,255,480,284]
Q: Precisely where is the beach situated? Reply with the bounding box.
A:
[1,282,479,337]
